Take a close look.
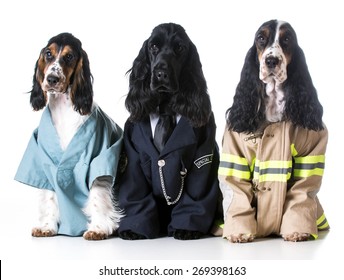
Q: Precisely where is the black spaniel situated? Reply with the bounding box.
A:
[219,20,329,242]
[118,23,220,240]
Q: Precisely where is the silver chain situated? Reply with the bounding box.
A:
[158,160,187,205]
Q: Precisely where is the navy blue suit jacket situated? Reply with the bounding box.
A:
[118,113,219,238]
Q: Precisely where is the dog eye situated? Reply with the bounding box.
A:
[65,53,74,62]
[175,44,185,54]
[149,44,159,52]
[257,35,266,46]
[45,50,52,60]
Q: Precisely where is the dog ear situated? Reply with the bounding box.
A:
[125,39,159,121]
[30,49,47,111]
[174,41,212,127]
[70,49,93,115]
[226,45,266,133]
[283,46,323,130]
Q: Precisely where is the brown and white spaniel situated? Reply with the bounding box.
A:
[227,19,324,132]
[220,20,329,242]
[15,33,124,240]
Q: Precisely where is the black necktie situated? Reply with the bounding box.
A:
[154,103,176,152]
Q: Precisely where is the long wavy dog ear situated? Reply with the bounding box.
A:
[125,39,159,122]
[226,45,266,133]
[70,49,93,115]
[173,41,211,127]
[283,45,323,131]
[30,48,47,111]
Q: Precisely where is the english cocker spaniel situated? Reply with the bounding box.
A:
[15,33,124,240]
[218,20,329,242]
[117,23,220,240]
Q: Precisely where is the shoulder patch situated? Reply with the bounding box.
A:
[194,154,213,169]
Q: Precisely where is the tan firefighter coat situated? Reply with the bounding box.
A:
[218,121,329,239]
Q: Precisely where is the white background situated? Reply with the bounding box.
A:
[1,0,343,279]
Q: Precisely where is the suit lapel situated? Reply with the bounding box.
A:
[160,117,197,155]
[135,116,197,156]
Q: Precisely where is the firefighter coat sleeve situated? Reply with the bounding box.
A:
[14,105,123,236]
[219,126,258,237]
[280,123,329,237]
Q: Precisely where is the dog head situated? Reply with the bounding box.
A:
[147,23,191,93]
[226,20,324,133]
[30,32,93,115]
[255,20,297,84]
[125,23,211,127]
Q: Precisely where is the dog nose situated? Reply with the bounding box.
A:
[155,69,169,83]
[265,56,280,69]
[47,74,59,86]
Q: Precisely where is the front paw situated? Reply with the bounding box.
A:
[83,231,108,241]
[227,233,255,243]
[118,230,146,240]
[173,229,203,240]
[32,227,57,237]
[282,232,310,242]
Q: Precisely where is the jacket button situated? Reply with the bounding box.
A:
[158,160,165,167]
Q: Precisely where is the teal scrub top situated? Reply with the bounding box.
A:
[15,105,123,236]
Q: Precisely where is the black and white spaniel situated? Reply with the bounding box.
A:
[117,23,219,240]
[220,20,328,242]
[227,19,323,132]
[15,33,123,240]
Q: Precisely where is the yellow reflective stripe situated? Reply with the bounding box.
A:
[291,144,298,157]
[218,167,251,179]
[219,153,251,180]
[317,213,329,230]
[310,233,318,239]
[294,155,325,164]
[259,160,292,169]
[257,173,290,182]
[294,155,325,178]
[250,158,256,173]
[214,219,224,229]
[220,150,325,181]
[253,159,292,182]
[308,214,329,239]
[294,168,324,177]
[220,153,248,165]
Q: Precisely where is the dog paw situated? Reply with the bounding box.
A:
[282,232,310,242]
[118,230,146,240]
[173,229,203,240]
[227,233,255,243]
[32,227,57,237]
[83,230,108,241]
